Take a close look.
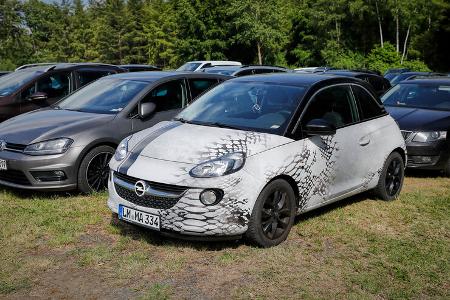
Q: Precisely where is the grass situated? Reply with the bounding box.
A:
[0,175,449,299]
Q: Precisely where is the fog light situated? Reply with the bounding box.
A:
[31,170,67,182]
[199,189,223,206]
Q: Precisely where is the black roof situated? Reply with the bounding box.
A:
[108,71,231,82]
[230,73,357,87]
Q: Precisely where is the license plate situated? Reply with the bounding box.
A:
[119,205,160,231]
[0,159,7,171]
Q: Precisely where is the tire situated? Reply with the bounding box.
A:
[77,145,115,194]
[373,152,405,201]
[246,179,297,247]
[444,159,450,177]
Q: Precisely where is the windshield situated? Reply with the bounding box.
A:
[176,81,306,134]
[0,70,42,96]
[57,78,148,114]
[177,62,202,71]
[381,83,450,111]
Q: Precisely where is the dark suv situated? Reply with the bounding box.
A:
[0,63,124,122]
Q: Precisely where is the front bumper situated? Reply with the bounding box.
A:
[405,140,449,170]
[107,169,261,237]
[0,147,83,191]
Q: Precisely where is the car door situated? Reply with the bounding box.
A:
[19,71,71,113]
[298,84,365,208]
[131,79,188,132]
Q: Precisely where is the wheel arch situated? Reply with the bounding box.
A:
[393,147,406,165]
[266,174,301,208]
[75,140,119,176]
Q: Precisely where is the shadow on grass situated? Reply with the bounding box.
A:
[405,169,445,178]
[109,213,244,251]
[0,185,97,200]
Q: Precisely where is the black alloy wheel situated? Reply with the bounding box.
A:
[374,151,404,201]
[261,189,292,240]
[385,157,402,196]
[246,179,296,247]
[87,152,113,192]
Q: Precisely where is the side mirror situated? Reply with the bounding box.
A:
[139,102,156,119]
[28,92,48,101]
[304,119,336,136]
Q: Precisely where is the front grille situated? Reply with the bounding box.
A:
[5,143,26,152]
[401,130,413,141]
[0,170,31,185]
[113,172,187,209]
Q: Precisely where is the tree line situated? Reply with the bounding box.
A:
[0,0,449,72]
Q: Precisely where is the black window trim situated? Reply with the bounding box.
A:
[349,83,388,123]
[292,83,361,139]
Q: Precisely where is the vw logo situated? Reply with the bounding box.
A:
[134,180,147,197]
[0,140,6,152]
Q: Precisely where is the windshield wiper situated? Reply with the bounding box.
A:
[201,122,241,130]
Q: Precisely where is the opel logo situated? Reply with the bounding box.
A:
[134,180,147,197]
[0,140,6,152]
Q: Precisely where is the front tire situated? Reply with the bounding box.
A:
[78,145,115,194]
[373,152,405,201]
[246,179,296,247]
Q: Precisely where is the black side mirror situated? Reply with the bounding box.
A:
[139,102,156,119]
[28,92,48,101]
[304,119,336,136]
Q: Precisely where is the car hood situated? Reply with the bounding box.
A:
[386,106,450,131]
[0,108,115,145]
[126,121,293,165]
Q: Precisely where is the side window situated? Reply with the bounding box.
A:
[302,85,358,129]
[200,63,211,69]
[352,85,385,120]
[141,80,186,112]
[21,73,70,100]
[188,78,219,100]
[78,70,112,87]
[235,69,254,76]
[253,68,270,74]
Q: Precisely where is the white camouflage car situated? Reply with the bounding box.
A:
[108,74,406,247]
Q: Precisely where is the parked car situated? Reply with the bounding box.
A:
[324,70,391,96]
[120,64,161,72]
[0,71,10,77]
[0,71,230,193]
[0,63,125,122]
[381,78,450,175]
[108,73,406,247]
[389,72,447,86]
[177,61,242,72]
[384,68,411,81]
[202,65,289,76]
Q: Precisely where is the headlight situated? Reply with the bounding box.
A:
[24,138,73,155]
[115,136,131,161]
[412,131,447,143]
[190,152,245,178]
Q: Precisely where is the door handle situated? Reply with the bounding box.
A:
[359,136,370,146]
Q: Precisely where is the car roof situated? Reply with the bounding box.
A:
[400,78,450,85]
[15,62,122,72]
[107,71,230,82]
[230,73,357,87]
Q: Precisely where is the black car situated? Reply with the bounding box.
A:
[0,71,10,77]
[384,68,411,81]
[202,65,289,76]
[0,63,124,121]
[0,71,230,193]
[120,64,161,72]
[389,72,447,86]
[324,70,391,96]
[381,78,450,175]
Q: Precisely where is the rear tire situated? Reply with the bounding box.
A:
[373,152,405,201]
[246,179,296,247]
[443,158,450,177]
[78,145,115,194]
